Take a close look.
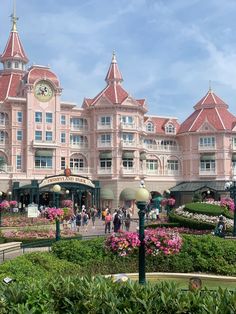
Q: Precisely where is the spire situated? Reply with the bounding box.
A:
[11,0,18,32]
[0,1,29,66]
[209,80,212,92]
[105,51,123,85]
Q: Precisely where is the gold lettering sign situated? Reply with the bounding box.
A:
[39,176,95,188]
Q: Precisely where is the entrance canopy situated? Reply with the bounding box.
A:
[39,175,95,189]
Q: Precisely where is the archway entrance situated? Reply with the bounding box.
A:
[13,174,100,211]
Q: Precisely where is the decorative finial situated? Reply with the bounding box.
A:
[112,50,117,63]
[209,80,212,92]
[10,0,18,32]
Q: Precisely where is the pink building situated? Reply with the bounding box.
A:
[0,14,234,209]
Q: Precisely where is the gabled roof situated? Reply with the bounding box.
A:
[144,116,180,134]
[83,53,146,109]
[0,72,22,101]
[0,30,28,64]
[178,89,236,134]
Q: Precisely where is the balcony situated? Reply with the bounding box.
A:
[143,144,181,152]
[120,123,136,130]
[120,140,136,148]
[199,169,216,176]
[121,167,136,176]
[70,167,90,176]
[97,141,112,148]
[198,144,216,151]
[97,167,113,175]
[0,165,13,173]
[70,143,88,150]
[70,125,88,132]
[165,170,181,176]
[32,140,58,148]
[97,123,112,130]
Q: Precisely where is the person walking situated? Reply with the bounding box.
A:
[113,210,122,232]
[76,211,82,231]
[124,213,131,231]
[105,212,112,234]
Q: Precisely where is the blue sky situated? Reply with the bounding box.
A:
[2,0,236,122]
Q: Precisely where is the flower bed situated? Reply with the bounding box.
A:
[1,215,51,227]
[2,227,79,239]
[175,206,233,228]
[105,228,183,257]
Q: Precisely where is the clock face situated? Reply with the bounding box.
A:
[34,81,53,102]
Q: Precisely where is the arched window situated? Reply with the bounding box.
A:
[70,154,87,172]
[0,131,9,144]
[146,122,154,132]
[165,123,175,134]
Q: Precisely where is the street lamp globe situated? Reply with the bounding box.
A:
[135,187,150,202]
[0,191,2,197]
[224,181,231,190]
[53,184,61,193]
[8,191,12,196]
[65,190,70,195]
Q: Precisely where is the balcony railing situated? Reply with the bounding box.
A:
[97,141,112,148]
[32,140,58,148]
[120,123,136,130]
[120,140,136,148]
[97,123,112,130]
[70,143,88,150]
[97,167,113,175]
[143,144,181,152]
[0,165,13,173]
[199,169,216,176]
[198,144,216,151]
[121,167,136,175]
[69,167,90,175]
[70,125,88,132]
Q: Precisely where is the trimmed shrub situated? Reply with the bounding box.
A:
[169,213,215,230]
[185,203,233,219]
[0,252,78,283]
[51,234,236,276]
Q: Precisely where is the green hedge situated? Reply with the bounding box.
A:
[0,276,235,313]
[168,213,216,230]
[51,235,236,276]
[0,235,82,246]
[0,252,78,284]
[184,203,233,219]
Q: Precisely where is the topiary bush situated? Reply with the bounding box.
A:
[169,213,216,230]
[184,203,233,219]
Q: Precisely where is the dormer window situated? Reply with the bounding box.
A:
[165,123,175,134]
[7,61,11,69]
[146,122,154,132]
[14,62,19,69]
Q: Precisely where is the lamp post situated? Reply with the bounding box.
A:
[65,190,70,199]
[53,184,61,241]
[225,177,236,237]
[0,191,2,227]
[135,180,150,285]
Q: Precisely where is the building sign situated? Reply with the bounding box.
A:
[28,205,39,218]
[39,175,95,189]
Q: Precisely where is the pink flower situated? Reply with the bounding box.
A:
[0,201,10,210]
[9,200,17,207]
[220,197,235,211]
[44,207,65,221]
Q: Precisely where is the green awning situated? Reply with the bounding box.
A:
[122,152,134,159]
[120,188,136,200]
[35,150,53,157]
[140,152,146,160]
[232,154,236,161]
[99,152,112,159]
[200,154,215,161]
[100,188,114,200]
